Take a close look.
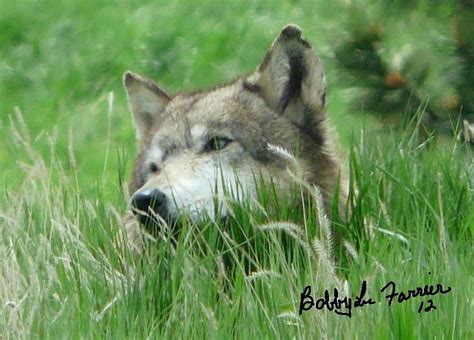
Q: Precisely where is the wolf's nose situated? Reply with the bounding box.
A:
[131,189,167,217]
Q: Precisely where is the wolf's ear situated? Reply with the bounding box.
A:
[123,71,171,139]
[256,24,326,127]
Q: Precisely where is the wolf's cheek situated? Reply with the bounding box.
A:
[157,158,255,220]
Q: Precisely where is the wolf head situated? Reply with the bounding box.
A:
[124,24,346,228]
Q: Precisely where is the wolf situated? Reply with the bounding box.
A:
[122,24,347,245]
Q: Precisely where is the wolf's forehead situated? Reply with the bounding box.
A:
[169,85,242,121]
[189,90,239,121]
[150,89,239,146]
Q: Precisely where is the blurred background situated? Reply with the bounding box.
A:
[1,0,472,196]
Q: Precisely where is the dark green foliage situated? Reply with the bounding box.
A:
[334,0,474,133]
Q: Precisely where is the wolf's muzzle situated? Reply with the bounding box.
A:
[131,188,168,226]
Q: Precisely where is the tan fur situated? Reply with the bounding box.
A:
[122,24,348,248]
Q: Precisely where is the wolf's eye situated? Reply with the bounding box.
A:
[149,162,160,173]
[205,136,232,151]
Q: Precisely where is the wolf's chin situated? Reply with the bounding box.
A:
[135,207,228,228]
[133,210,177,235]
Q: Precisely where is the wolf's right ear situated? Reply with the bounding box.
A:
[123,71,170,139]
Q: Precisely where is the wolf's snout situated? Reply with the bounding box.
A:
[131,189,168,223]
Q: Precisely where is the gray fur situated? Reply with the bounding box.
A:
[123,24,347,248]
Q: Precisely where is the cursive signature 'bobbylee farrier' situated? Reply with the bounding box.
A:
[299,276,452,318]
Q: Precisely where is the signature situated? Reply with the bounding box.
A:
[299,274,451,318]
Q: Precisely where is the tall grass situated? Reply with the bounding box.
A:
[1,109,472,338]
[1,1,472,338]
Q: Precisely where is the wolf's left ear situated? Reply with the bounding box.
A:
[123,71,171,139]
[256,24,327,126]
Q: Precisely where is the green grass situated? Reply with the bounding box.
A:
[1,114,472,338]
[1,0,378,191]
[1,1,473,338]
